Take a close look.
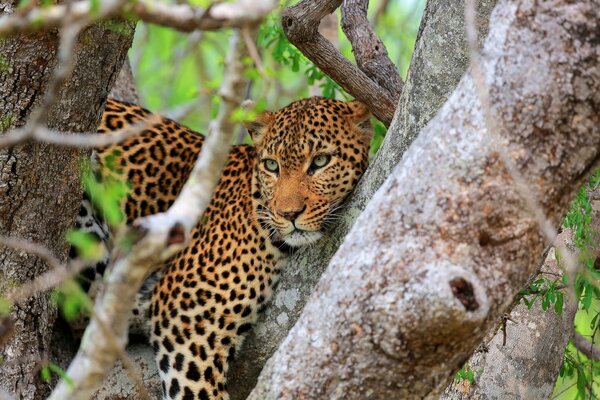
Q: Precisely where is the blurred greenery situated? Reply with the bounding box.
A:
[131,0,426,153]
[552,169,600,400]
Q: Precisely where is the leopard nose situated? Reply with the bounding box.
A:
[277,205,306,222]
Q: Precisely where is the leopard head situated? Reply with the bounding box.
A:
[245,96,373,247]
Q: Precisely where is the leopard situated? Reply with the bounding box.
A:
[74,95,373,400]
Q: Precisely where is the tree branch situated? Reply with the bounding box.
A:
[0,115,159,149]
[573,332,600,362]
[48,28,250,400]
[228,1,499,398]
[442,228,581,398]
[0,0,277,36]
[109,58,139,104]
[341,0,402,102]
[282,0,397,126]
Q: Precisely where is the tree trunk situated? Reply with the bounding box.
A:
[108,58,139,104]
[247,0,600,398]
[228,1,497,398]
[0,5,134,398]
[442,230,579,399]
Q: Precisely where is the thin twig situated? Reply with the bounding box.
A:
[94,314,151,400]
[573,332,600,362]
[0,233,149,399]
[0,115,160,150]
[0,0,278,36]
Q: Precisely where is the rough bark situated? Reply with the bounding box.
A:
[109,58,139,104]
[0,5,134,398]
[228,1,497,398]
[308,12,338,97]
[282,0,398,126]
[248,0,600,398]
[341,0,402,102]
[442,230,579,399]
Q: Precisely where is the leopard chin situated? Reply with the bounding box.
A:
[282,230,323,247]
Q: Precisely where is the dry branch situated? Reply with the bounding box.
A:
[282,0,398,126]
[0,0,277,36]
[248,0,600,397]
[0,115,159,149]
[130,0,277,32]
[48,29,250,400]
[573,333,600,362]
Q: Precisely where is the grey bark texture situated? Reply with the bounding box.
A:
[247,0,600,398]
[0,5,134,398]
[228,1,497,399]
[282,0,398,125]
[108,58,139,104]
[442,230,578,399]
[341,0,402,102]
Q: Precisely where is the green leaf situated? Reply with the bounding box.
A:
[49,363,74,387]
[555,291,564,315]
[51,281,93,322]
[590,313,599,330]
[582,286,593,310]
[40,365,51,382]
[66,229,103,261]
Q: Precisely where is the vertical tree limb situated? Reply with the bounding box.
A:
[109,58,139,104]
[0,4,134,398]
[341,0,402,102]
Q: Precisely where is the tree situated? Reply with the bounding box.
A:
[247,0,600,397]
[0,0,598,399]
[0,2,134,397]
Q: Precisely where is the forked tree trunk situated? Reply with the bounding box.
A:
[0,4,134,397]
[229,1,498,398]
[248,0,600,398]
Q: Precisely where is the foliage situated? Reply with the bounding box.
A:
[40,361,73,387]
[132,0,425,150]
[552,168,600,399]
[454,365,483,384]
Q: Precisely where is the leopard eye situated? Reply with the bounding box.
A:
[309,154,331,172]
[263,159,279,173]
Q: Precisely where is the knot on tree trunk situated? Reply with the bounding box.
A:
[368,262,489,364]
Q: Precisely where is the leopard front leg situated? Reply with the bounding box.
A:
[150,251,283,400]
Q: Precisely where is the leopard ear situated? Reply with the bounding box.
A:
[242,100,273,146]
[345,100,373,144]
